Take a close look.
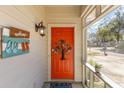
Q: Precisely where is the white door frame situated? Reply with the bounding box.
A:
[48,23,78,81]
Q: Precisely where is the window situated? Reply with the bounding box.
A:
[85,8,96,25]
[86,6,124,87]
[101,5,111,13]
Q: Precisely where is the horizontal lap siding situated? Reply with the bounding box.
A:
[0,5,47,88]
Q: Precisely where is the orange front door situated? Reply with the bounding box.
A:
[51,27,74,79]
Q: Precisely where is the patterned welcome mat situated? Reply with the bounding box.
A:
[50,82,72,88]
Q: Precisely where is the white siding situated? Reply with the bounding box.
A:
[0,5,47,88]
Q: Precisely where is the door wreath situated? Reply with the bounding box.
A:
[52,39,72,60]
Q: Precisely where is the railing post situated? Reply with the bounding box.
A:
[89,71,94,88]
[104,83,107,88]
[82,64,86,86]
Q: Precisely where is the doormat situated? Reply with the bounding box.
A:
[50,82,72,88]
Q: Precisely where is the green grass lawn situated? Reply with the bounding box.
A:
[88,51,100,56]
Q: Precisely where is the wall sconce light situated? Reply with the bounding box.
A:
[35,21,46,37]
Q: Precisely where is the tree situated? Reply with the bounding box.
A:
[96,26,114,43]
[109,9,124,46]
[97,8,124,48]
[96,26,110,56]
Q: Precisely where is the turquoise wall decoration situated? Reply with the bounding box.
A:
[1,27,30,58]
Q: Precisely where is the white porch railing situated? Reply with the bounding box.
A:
[82,63,121,88]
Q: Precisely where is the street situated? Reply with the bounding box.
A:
[88,47,124,87]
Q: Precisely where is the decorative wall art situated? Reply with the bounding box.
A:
[52,39,72,60]
[1,27,30,58]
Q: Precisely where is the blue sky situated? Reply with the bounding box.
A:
[88,6,124,33]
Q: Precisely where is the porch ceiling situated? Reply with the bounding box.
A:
[44,5,86,18]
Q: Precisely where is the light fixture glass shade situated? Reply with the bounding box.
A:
[39,28,45,36]
[40,29,44,34]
